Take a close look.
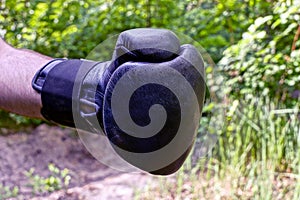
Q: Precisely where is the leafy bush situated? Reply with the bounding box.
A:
[0,0,180,58]
[219,0,300,105]
[1,0,273,60]
[177,0,273,62]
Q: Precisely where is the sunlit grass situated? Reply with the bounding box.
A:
[137,97,300,199]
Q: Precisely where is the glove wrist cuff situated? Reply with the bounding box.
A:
[32,58,67,93]
[32,59,99,128]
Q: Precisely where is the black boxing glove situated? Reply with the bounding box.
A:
[32,28,206,175]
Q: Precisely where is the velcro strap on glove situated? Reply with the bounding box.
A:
[32,59,107,132]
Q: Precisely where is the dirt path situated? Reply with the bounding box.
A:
[0,124,153,199]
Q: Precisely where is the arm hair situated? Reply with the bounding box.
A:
[0,38,52,118]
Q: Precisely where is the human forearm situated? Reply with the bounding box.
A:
[0,38,52,118]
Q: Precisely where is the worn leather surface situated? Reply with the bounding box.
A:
[102,29,205,175]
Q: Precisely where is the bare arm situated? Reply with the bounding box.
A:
[0,38,52,118]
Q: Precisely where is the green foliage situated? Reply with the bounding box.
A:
[0,184,19,200]
[25,163,71,195]
[0,0,180,58]
[0,0,272,60]
[0,110,42,134]
[220,0,300,105]
[177,0,273,61]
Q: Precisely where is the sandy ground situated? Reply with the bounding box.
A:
[0,124,153,200]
